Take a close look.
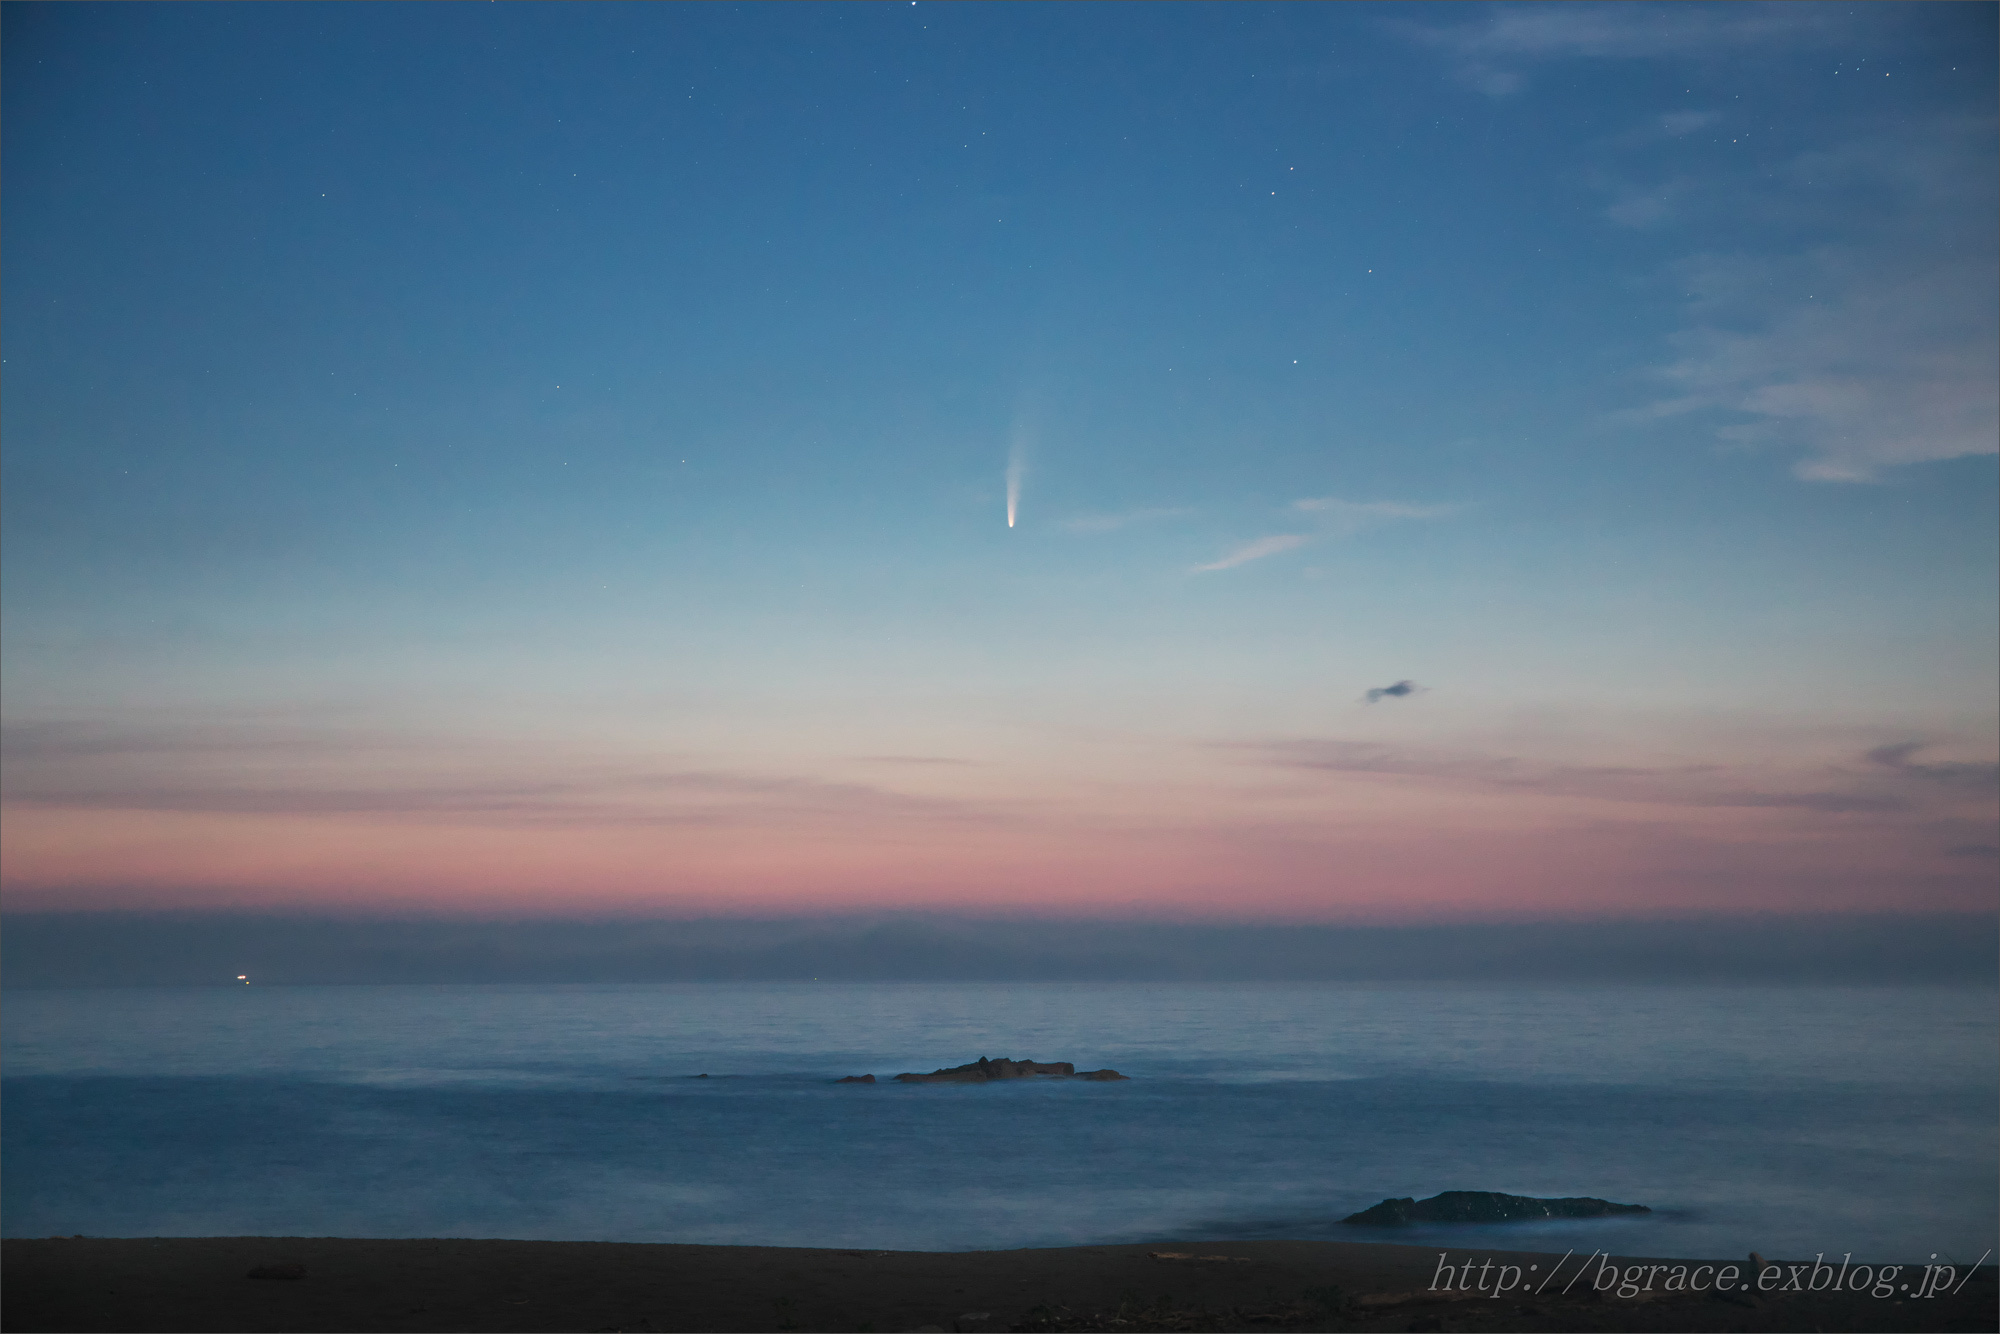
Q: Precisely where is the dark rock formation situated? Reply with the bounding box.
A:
[895,1057,1071,1083]
[1341,1191,1650,1226]
[890,1056,1129,1083]
[835,1074,876,1083]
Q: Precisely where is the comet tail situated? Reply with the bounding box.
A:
[1006,440,1024,528]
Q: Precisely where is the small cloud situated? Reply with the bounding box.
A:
[1293,497,1461,534]
[1605,177,1694,228]
[1063,507,1194,534]
[1946,843,2000,859]
[1659,110,1722,136]
[1866,743,2000,788]
[1293,497,1458,518]
[1364,680,1420,704]
[1193,534,1309,573]
[1469,68,1523,97]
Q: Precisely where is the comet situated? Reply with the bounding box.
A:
[1006,438,1024,528]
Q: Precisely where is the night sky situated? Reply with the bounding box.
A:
[4,2,1995,922]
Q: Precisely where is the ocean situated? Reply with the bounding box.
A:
[3,982,1994,1263]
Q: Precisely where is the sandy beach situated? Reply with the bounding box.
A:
[5,1237,1993,1333]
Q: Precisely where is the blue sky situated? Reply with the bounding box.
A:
[3,2,1994,920]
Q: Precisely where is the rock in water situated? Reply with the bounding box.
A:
[834,1074,876,1083]
[891,1056,1128,1083]
[1341,1191,1650,1226]
[895,1056,1071,1083]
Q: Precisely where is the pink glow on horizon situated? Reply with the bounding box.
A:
[4,787,1991,921]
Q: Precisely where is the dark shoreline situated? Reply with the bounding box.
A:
[5,1236,1994,1333]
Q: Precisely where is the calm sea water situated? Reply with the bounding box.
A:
[3,983,1994,1262]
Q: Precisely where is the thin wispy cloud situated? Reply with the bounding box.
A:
[1292,497,1463,534]
[1643,252,1997,481]
[1194,496,1461,573]
[1620,120,1997,479]
[4,770,1003,829]
[1866,742,2000,789]
[851,755,978,767]
[1238,737,1996,817]
[1063,507,1193,535]
[0,720,1005,828]
[1658,111,1722,137]
[1402,3,1849,96]
[1192,534,1309,573]
[0,719,369,760]
[1603,177,1696,229]
[1403,4,1987,484]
